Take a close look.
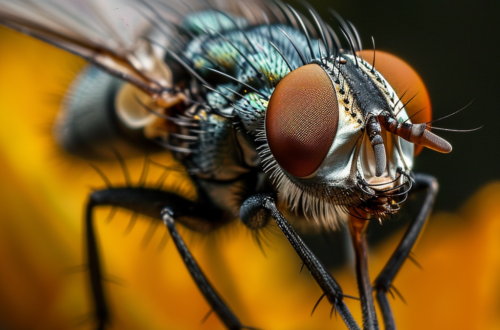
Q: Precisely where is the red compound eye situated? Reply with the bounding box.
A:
[266,64,339,177]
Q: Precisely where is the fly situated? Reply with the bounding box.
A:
[0,1,455,329]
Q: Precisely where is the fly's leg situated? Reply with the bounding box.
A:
[373,173,438,330]
[348,214,379,330]
[86,187,246,330]
[161,208,252,330]
[240,194,361,330]
[85,201,109,330]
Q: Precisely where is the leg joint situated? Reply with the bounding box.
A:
[240,193,276,230]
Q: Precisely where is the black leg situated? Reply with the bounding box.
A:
[373,173,438,330]
[85,187,243,330]
[349,215,379,330]
[240,194,361,330]
[85,201,109,330]
[162,208,246,330]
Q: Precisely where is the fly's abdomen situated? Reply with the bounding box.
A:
[55,65,158,159]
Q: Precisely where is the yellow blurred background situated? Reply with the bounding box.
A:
[1,16,500,330]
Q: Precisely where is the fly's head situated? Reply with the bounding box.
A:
[258,51,451,229]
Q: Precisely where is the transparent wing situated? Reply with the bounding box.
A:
[0,0,183,96]
[0,0,272,97]
[0,0,275,158]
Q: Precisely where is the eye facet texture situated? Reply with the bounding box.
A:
[266,64,339,177]
[360,50,432,155]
